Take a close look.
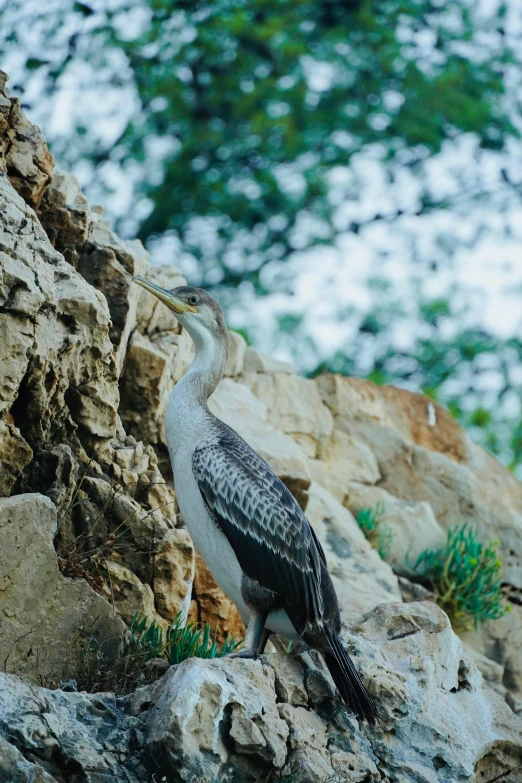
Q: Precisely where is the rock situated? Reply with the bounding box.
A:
[138,657,289,780]
[224,330,247,376]
[0,600,521,783]
[243,346,295,373]
[0,673,148,782]
[101,560,161,627]
[244,373,333,458]
[209,379,311,506]
[153,527,195,624]
[0,493,125,685]
[306,482,401,621]
[310,429,381,501]
[0,73,53,207]
[349,601,522,781]
[77,218,149,373]
[317,374,470,463]
[345,481,446,576]
[38,170,90,266]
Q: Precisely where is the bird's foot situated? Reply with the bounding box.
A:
[225,647,257,660]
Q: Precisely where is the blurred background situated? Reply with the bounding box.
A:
[1,0,522,473]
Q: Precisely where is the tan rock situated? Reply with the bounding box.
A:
[0,494,125,685]
[243,346,294,373]
[345,481,446,576]
[244,373,333,457]
[38,170,90,266]
[153,527,195,624]
[77,217,149,373]
[318,374,469,462]
[102,560,161,627]
[224,330,247,376]
[306,482,401,621]
[0,77,53,208]
[310,429,380,501]
[140,657,289,779]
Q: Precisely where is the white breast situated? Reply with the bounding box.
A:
[173,444,248,617]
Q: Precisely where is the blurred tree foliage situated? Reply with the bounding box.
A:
[119,0,513,286]
[2,0,522,471]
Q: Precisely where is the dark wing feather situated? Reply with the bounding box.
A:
[192,426,325,636]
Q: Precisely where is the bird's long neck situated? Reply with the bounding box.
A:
[172,327,228,410]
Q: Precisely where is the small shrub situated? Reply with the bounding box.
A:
[413,524,511,630]
[131,612,241,665]
[357,503,394,560]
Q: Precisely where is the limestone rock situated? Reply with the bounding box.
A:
[38,170,90,266]
[139,657,289,779]
[224,329,247,376]
[345,480,446,576]
[153,527,195,624]
[310,428,381,501]
[306,482,401,621]
[77,217,149,373]
[0,493,125,685]
[0,673,148,782]
[0,72,53,207]
[243,345,294,373]
[244,372,333,458]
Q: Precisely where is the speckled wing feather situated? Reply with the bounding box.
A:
[192,425,325,636]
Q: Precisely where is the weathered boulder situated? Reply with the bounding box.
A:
[243,372,333,458]
[129,601,521,782]
[0,493,125,685]
[0,72,195,654]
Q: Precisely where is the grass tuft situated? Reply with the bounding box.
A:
[413,523,511,630]
[357,503,394,560]
[130,612,241,665]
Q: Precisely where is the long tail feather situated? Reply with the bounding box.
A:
[323,633,377,724]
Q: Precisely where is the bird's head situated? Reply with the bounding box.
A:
[133,277,228,350]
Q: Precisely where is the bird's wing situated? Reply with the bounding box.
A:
[192,427,325,636]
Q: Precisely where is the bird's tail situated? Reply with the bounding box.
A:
[323,633,377,724]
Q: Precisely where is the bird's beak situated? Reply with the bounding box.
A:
[132,276,197,314]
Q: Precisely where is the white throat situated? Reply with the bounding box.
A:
[165,323,228,458]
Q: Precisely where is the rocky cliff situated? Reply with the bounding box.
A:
[1,69,522,782]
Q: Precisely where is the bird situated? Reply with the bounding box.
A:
[133,276,377,723]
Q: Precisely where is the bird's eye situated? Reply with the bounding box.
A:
[188,295,199,306]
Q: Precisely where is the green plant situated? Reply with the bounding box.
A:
[130,612,241,665]
[357,504,394,560]
[413,524,511,630]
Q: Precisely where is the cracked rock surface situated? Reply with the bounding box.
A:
[1,602,521,783]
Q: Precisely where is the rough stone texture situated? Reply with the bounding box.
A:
[2,603,515,783]
[0,493,125,684]
[224,330,247,376]
[243,346,294,373]
[345,481,446,576]
[317,373,522,710]
[0,72,194,668]
[243,372,334,458]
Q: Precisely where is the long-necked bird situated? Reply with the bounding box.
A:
[133,277,377,723]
